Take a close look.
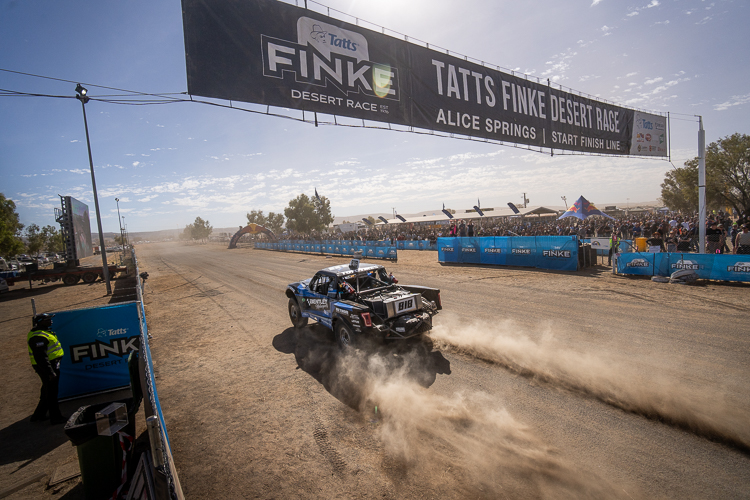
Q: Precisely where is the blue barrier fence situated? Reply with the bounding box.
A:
[437,236,580,271]
[615,252,750,282]
[133,249,184,498]
[395,240,437,251]
[256,240,398,260]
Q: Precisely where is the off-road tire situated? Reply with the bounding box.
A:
[288,298,308,328]
[335,321,356,350]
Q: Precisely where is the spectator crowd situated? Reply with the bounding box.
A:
[282,210,750,255]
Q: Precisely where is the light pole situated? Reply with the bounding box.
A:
[76,84,111,295]
[561,196,567,208]
[115,198,125,249]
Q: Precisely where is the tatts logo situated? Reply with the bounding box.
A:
[262,17,399,100]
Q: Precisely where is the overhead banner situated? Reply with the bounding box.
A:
[182,0,668,156]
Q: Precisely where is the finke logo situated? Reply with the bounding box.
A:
[543,250,571,258]
[671,259,700,270]
[484,248,502,253]
[442,247,454,252]
[512,248,531,254]
[70,336,140,364]
[627,259,650,267]
[461,247,477,252]
[727,262,750,273]
[261,17,399,100]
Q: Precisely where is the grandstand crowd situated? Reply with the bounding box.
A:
[285,210,750,254]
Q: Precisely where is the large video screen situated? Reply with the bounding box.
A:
[69,197,93,259]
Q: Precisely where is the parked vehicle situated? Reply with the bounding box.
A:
[0,278,8,294]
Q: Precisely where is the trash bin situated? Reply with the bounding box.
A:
[635,237,648,252]
[64,399,138,499]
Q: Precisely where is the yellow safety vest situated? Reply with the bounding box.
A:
[27,329,64,365]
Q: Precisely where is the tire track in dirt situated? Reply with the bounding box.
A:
[304,385,348,477]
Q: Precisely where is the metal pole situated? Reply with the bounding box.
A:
[78,96,112,294]
[116,199,124,246]
[698,116,706,254]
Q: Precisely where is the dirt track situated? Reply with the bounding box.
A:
[1,243,748,499]
[135,242,749,499]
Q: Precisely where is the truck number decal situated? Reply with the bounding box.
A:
[397,298,414,312]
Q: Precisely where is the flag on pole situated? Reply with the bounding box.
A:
[314,188,321,203]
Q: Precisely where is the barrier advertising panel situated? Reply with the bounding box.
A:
[256,240,397,260]
[181,0,667,156]
[438,236,578,271]
[53,302,141,399]
[614,253,655,276]
[616,252,750,282]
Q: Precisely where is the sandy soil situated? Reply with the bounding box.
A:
[138,243,748,499]
[2,244,749,499]
[0,254,138,499]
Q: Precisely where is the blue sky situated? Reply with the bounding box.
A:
[1,0,748,232]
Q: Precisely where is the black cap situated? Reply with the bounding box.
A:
[32,313,55,329]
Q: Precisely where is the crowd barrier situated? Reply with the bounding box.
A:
[133,248,184,498]
[395,240,437,251]
[614,252,750,282]
[437,236,580,271]
[256,240,398,260]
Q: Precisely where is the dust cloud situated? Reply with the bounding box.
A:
[329,347,623,499]
[429,313,750,453]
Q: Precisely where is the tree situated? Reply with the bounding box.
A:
[266,212,285,235]
[246,209,266,225]
[246,209,285,235]
[284,193,334,234]
[660,161,700,213]
[661,133,750,215]
[25,224,45,255]
[366,216,376,226]
[41,225,64,253]
[706,133,750,216]
[190,217,213,240]
[0,193,24,257]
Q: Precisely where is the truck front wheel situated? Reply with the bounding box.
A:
[288,298,308,328]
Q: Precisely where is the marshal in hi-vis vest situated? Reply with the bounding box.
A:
[27,329,64,365]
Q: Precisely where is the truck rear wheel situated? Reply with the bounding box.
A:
[82,272,98,283]
[288,298,308,328]
[63,274,79,286]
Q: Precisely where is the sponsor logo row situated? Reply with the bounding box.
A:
[441,247,571,258]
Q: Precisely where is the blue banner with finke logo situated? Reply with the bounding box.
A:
[256,240,397,260]
[438,236,578,271]
[616,252,750,282]
[52,302,141,399]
